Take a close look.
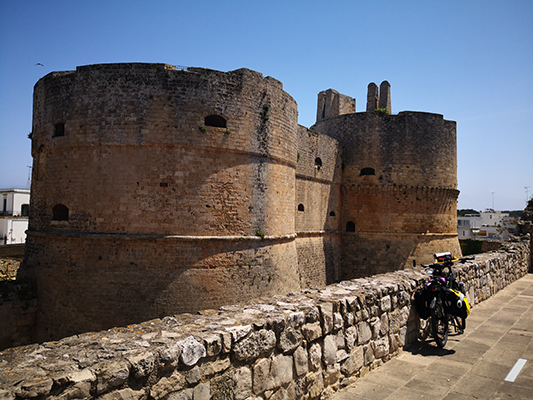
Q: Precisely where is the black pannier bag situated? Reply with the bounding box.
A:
[414,287,432,319]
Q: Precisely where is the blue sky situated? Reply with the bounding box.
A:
[1,0,532,211]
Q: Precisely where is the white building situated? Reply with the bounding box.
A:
[1,188,30,244]
[457,210,516,240]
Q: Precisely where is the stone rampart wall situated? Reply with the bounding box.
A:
[1,239,529,400]
[0,244,25,259]
[0,282,36,350]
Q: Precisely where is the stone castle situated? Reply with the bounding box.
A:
[20,63,460,341]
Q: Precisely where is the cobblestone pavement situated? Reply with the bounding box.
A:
[332,273,533,400]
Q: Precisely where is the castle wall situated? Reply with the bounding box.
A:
[20,63,463,341]
[294,126,343,287]
[2,241,529,398]
[23,63,302,341]
[312,111,460,279]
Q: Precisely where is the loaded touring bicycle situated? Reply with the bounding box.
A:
[415,252,470,348]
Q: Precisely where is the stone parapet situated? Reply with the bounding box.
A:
[1,239,529,399]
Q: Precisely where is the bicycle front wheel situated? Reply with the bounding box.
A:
[431,297,449,348]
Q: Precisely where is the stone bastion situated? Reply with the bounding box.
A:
[20,63,460,342]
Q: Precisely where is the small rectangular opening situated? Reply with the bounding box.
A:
[53,123,65,137]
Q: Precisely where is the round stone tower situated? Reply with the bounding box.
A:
[22,63,300,341]
[313,107,461,279]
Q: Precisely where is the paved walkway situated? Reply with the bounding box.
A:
[332,273,533,400]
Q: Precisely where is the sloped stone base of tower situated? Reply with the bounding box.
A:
[341,233,462,279]
[21,234,301,342]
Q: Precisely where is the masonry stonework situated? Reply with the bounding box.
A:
[1,241,529,400]
[20,63,460,342]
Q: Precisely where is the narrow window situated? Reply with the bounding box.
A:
[21,204,30,216]
[346,221,355,232]
[52,204,69,221]
[360,167,375,176]
[315,158,322,169]
[204,115,226,128]
[329,211,336,217]
[53,123,65,137]
[298,204,305,212]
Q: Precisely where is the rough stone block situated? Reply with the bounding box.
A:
[96,361,130,395]
[322,335,337,365]
[293,346,309,377]
[357,321,372,345]
[233,329,276,362]
[278,327,303,354]
[309,342,322,371]
[178,336,206,367]
[234,366,252,400]
[302,322,322,342]
[151,371,186,399]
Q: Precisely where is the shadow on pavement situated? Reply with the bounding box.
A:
[405,340,456,357]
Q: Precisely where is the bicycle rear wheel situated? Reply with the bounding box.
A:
[431,297,449,348]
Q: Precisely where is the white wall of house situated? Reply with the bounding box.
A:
[1,218,28,244]
[1,189,30,216]
[457,211,516,240]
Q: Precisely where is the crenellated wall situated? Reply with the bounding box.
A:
[1,240,529,400]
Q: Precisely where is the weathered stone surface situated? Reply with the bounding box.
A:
[319,303,334,335]
[357,321,372,345]
[193,382,210,400]
[308,342,322,371]
[379,295,391,312]
[252,354,294,395]
[225,325,253,342]
[324,364,341,386]
[0,389,15,400]
[278,327,303,354]
[13,377,53,399]
[380,313,389,336]
[302,322,322,342]
[341,346,364,375]
[186,367,201,385]
[233,366,252,400]
[159,344,181,366]
[363,344,375,365]
[151,371,186,400]
[55,381,92,400]
[252,358,271,394]
[287,312,305,327]
[233,329,276,362]
[126,351,155,378]
[322,335,337,365]
[99,388,145,400]
[389,309,401,334]
[178,336,206,367]
[169,388,193,400]
[267,354,294,391]
[306,372,324,399]
[96,361,130,394]
[373,337,390,359]
[201,358,231,377]
[202,333,223,357]
[369,317,381,339]
[293,346,308,377]
[345,326,357,351]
